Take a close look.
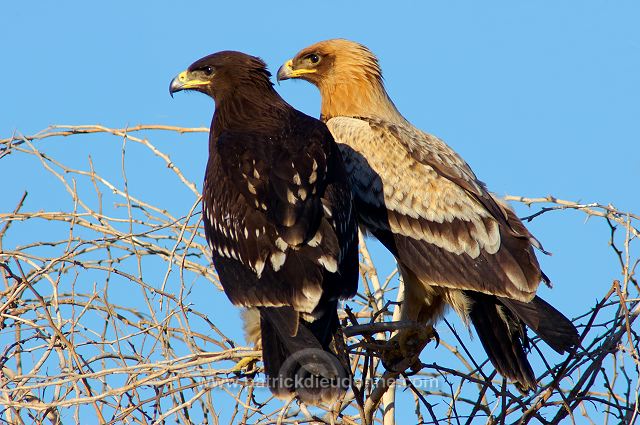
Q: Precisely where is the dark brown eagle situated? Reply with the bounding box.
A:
[170,51,358,403]
[278,39,579,389]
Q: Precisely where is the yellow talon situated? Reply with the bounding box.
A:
[381,325,437,373]
[231,355,260,372]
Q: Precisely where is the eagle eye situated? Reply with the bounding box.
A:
[306,54,320,64]
[202,66,214,76]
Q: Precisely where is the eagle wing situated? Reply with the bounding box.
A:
[217,125,329,246]
[327,116,543,301]
[203,119,356,313]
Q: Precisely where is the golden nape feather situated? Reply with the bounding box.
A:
[278,39,404,122]
[280,38,579,390]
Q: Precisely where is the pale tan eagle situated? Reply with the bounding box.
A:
[278,39,579,389]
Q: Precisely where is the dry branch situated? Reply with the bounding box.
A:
[1,125,638,424]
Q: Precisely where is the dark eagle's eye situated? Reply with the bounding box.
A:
[202,66,214,76]
[307,54,320,64]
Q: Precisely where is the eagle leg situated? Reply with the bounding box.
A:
[379,265,442,373]
[381,324,436,374]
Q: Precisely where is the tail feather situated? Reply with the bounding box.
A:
[499,296,579,354]
[467,292,537,390]
[467,292,579,390]
[259,305,348,405]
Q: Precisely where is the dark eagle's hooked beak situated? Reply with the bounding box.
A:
[169,70,210,97]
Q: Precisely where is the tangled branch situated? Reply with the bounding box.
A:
[1,125,638,424]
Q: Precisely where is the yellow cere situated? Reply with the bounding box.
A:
[287,59,317,77]
[178,70,210,88]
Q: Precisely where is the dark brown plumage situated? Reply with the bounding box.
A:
[170,51,358,403]
[278,39,579,389]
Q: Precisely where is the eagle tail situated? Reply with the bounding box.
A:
[467,292,537,390]
[499,296,580,354]
[259,304,348,405]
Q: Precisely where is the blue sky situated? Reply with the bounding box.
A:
[2,1,639,422]
[3,2,638,208]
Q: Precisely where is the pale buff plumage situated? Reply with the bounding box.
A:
[278,39,579,389]
[280,39,543,302]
